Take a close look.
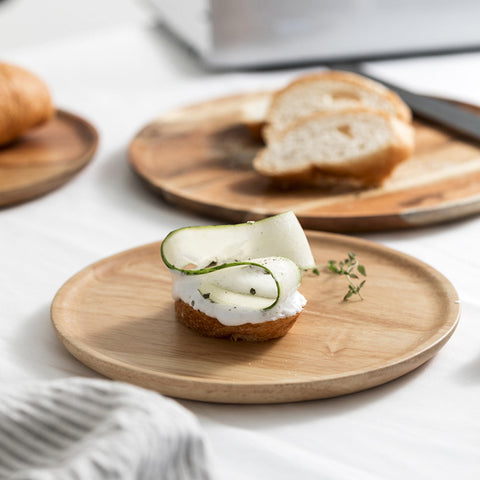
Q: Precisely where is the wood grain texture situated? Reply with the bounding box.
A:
[0,110,98,207]
[129,92,480,231]
[51,232,460,404]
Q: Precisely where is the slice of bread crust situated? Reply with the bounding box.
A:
[0,63,54,146]
[175,299,301,342]
[264,70,411,141]
[254,108,414,187]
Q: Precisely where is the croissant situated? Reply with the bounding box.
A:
[0,62,54,146]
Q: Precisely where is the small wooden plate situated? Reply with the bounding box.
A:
[51,232,460,404]
[129,92,480,231]
[0,110,98,207]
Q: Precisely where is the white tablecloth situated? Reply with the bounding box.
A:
[1,8,480,480]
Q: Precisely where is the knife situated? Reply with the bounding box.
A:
[333,63,480,143]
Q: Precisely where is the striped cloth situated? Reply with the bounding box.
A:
[0,378,212,480]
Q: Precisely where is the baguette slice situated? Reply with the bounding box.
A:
[264,70,411,141]
[0,62,54,146]
[254,108,414,187]
[175,299,301,342]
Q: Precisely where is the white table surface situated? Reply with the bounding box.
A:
[1,2,480,479]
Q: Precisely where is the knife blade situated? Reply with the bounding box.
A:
[333,63,480,143]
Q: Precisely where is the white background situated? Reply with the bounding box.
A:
[1,1,480,478]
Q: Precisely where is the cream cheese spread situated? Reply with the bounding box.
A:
[171,272,306,326]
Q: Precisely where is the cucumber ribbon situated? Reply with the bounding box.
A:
[161,211,315,310]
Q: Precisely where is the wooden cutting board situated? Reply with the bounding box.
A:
[0,110,98,207]
[129,92,480,231]
[51,232,460,404]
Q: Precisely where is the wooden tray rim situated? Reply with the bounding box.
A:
[128,91,480,231]
[0,108,98,206]
[51,232,461,396]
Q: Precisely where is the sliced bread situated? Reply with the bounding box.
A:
[264,70,411,141]
[175,299,301,341]
[254,108,414,187]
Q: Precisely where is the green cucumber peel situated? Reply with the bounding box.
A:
[163,257,284,311]
[160,211,313,311]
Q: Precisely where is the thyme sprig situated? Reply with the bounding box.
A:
[314,252,367,301]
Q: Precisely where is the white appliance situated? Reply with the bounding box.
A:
[149,0,480,69]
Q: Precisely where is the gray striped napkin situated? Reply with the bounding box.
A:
[0,378,212,480]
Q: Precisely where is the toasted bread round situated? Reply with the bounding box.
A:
[264,70,411,141]
[175,299,301,342]
[0,62,54,146]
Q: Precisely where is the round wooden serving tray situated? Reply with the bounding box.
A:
[0,109,98,207]
[51,232,460,404]
[129,92,480,232]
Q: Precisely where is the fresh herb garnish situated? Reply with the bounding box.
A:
[313,252,367,301]
[327,252,367,300]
